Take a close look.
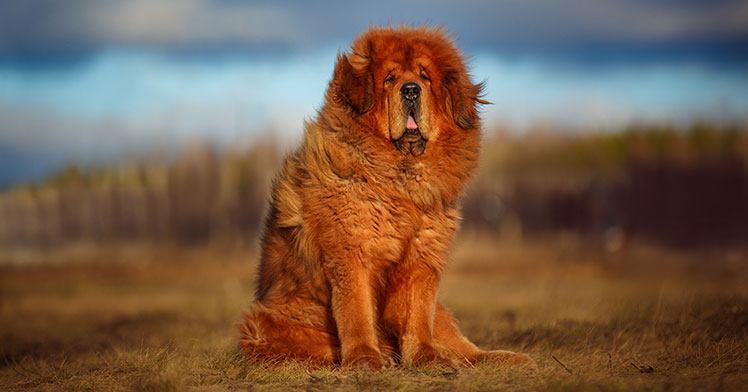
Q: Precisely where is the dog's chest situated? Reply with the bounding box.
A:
[350,180,454,266]
[311,166,457,266]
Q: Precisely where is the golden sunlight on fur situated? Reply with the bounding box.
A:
[239,25,535,370]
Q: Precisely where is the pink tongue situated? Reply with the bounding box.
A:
[406,115,418,129]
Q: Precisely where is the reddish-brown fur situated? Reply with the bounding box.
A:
[239,26,535,369]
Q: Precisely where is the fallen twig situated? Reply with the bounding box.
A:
[630,362,654,373]
[552,355,573,375]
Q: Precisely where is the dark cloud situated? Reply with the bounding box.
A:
[1,0,747,64]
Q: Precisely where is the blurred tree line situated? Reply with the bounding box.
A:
[0,124,746,251]
[464,123,748,249]
[0,142,279,249]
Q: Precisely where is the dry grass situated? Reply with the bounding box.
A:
[1,234,747,391]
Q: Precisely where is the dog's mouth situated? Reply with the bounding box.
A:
[394,109,427,156]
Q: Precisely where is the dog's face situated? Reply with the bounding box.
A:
[331,26,486,157]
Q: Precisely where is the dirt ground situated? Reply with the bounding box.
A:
[1,233,747,391]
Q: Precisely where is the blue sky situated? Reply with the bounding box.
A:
[1,0,748,187]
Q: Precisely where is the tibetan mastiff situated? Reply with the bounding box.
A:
[239,26,535,369]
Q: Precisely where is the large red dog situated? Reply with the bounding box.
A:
[239,26,535,369]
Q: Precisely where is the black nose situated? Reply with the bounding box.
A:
[400,82,421,101]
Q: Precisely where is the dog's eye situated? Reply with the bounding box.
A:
[420,73,430,82]
[384,75,395,85]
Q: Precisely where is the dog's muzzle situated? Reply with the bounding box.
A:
[394,125,426,157]
[394,83,427,156]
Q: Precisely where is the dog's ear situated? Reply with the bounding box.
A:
[332,51,374,115]
[444,72,489,130]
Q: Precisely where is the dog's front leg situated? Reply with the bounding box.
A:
[382,258,455,367]
[381,211,459,367]
[328,263,385,369]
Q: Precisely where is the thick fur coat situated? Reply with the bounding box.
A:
[239,26,534,369]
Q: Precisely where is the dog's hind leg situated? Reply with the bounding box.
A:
[239,305,339,366]
[432,303,536,369]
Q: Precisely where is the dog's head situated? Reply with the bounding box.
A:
[330,26,487,157]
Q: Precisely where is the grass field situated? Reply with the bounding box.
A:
[1,233,747,391]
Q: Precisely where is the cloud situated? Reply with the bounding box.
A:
[85,0,300,46]
[0,0,303,53]
[1,0,747,63]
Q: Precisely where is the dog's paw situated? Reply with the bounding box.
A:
[407,344,458,368]
[343,345,385,370]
